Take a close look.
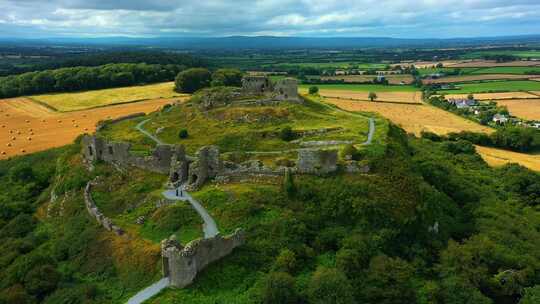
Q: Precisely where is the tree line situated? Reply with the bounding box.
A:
[0,63,185,98]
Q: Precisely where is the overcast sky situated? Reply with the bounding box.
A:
[0,0,539,38]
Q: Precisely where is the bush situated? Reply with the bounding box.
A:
[279,126,296,142]
[261,272,298,304]
[273,249,297,273]
[307,267,355,304]
[211,69,243,87]
[341,144,359,160]
[421,131,442,142]
[175,68,211,93]
[283,169,296,197]
[443,140,476,155]
[178,129,189,139]
[309,86,319,95]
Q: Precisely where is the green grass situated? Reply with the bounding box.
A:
[470,66,540,75]
[299,83,419,92]
[100,96,383,157]
[438,80,540,94]
[264,62,388,69]
[462,50,540,59]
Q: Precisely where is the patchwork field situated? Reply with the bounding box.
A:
[423,74,535,84]
[447,60,540,68]
[439,80,540,94]
[324,98,492,135]
[495,99,540,120]
[317,89,422,104]
[0,97,181,159]
[299,83,418,92]
[475,146,540,171]
[470,67,540,75]
[443,91,538,100]
[319,74,414,84]
[31,82,183,112]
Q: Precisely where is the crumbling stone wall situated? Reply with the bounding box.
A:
[96,112,146,131]
[242,76,300,102]
[187,146,221,190]
[84,179,125,236]
[162,229,245,288]
[297,149,338,175]
[82,135,186,175]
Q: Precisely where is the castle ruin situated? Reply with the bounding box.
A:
[241,75,300,102]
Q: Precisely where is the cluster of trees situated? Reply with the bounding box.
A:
[0,63,185,98]
[174,68,243,93]
[427,95,509,125]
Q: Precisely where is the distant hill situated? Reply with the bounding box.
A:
[2,35,540,49]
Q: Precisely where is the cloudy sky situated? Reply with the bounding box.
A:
[0,0,539,38]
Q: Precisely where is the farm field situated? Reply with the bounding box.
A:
[475,146,540,171]
[470,66,540,75]
[31,82,183,112]
[299,83,418,92]
[264,62,387,69]
[438,80,540,94]
[324,97,540,171]
[447,60,540,68]
[324,97,492,135]
[444,91,538,100]
[462,50,540,59]
[423,74,534,84]
[0,97,179,159]
[316,89,422,104]
[495,99,540,120]
[319,74,414,84]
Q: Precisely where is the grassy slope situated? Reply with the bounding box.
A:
[31,82,183,112]
[100,96,385,157]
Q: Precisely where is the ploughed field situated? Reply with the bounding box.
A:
[0,97,178,159]
[30,82,183,112]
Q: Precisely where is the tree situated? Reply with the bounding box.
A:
[309,86,319,95]
[178,129,189,139]
[174,68,211,93]
[279,126,296,142]
[520,285,540,304]
[307,267,355,304]
[467,94,475,100]
[273,249,297,273]
[283,169,296,197]
[261,272,298,304]
[368,92,378,102]
[211,69,243,87]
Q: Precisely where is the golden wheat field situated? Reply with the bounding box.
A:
[319,89,422,104]
[320,74,414,85]
[325,98,492,135]
[475,146,540,170]
[495,99,540,120]
[444,92,538,100]
[31,82,184,112]
[0,97,183,159]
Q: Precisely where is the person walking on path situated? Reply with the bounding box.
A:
[175,188,179,197]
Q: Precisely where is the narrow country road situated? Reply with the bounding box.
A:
[362,118,375,145]
[162,187,219,238]
[135,119,164,145]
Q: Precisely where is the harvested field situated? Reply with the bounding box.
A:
[424,74,536,84]
[325,98,492,135]
[495,99,540,120]
[0,97,184,159]
[446,60,540,68]
[393,61,461,68]
[31,82,184,112]
[320,74,414,84]
[532,78,540,82]
[444,92,538,100]
[475,146,540,171]
[318,90,422,104]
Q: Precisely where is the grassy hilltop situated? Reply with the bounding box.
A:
[0,92,539,304]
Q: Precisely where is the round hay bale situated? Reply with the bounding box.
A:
[84,128,88,131]
[6,143,11,147]
[9,130,13,134]
[42,119,46,122]
[58,120,62,123]
[17,131,21,135]
[1,151,5,155]
[71,119,75,122]
[27,137,31,141]
[25,120,30,123]
[1,125,5,128]
[20,149,25,153]
[74,125,79,128]
[11,136,16,140]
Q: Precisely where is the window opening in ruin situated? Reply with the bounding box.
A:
[171,172,179,183]
[88,146,93,156]
[108,146,114,155]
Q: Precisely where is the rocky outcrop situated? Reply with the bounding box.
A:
[162,229,245,288]
[84,180,125,236]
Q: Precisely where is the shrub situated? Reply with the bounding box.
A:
[283,169,296,197]
[309,86,319,95]
[421,131,442,142]
[175,68,211,93]
[261,272,298,304]
[178,129,189,139]
[341,144,359,160]
[273,249,297,273]
[443,140,476,155]
[279,126,296,142]
[307,267,355,304]
[368,92,378,102]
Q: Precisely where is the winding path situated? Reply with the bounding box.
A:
[126,278,170,304]
[363,118,375,145]
[135,119,164,145]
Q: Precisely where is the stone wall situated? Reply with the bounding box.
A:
[82,135,186,175]
[84,179,125,236]
[96,112,146,131]
[162,229,245,288]
[297,149,338,175]
[241,76,300,102]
